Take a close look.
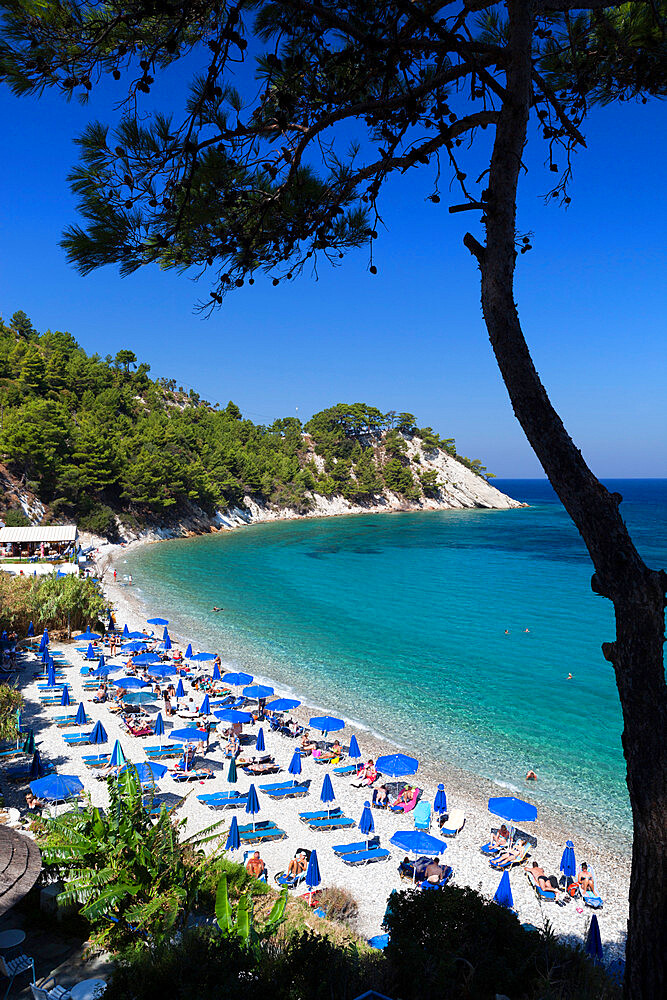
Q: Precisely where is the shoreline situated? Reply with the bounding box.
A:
[94,544,631,962]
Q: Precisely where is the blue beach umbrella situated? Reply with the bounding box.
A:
[494,870,514,909]
[434,784,448,816]
[123,691,157,705]
[92,663,113,678]
[265,697,301,713]
[199,694,211,716]
[225,814,240,851]
[309,715,344,737]
[162,626,169,642]
[185,643,193,659]
[305,849,321,902]
[376,753,419,778]
[120,761,168,787]
[170,727,205,742]
[29,749,46,780]
[147,664,176,680]
[348,735,361,760]
[141,656,169,670]
[30,773,83,802]
[39,629,49,652]
[214,708,253,725]
[227,755,237,784]
[90,719,108,745]
[147,618,169,626]
[320,772,336,817]
[153,712,165,742]
[109,740,127,768]
[115,677,150,690]
[255,728,265,752]
[46,664,56,687]
[390,829,447,857]
[586,915,603,965]
[41,647,50,665]
[212,663,222,682]
[162,633,172,651]
[60,687,71,707]
[77,630,101,641]
[122,624,130,638]
[488,796,537,825]
[359,800,375,846]
[27,621,35,638]
[560,840,577,879]
[223,671,253,687]
[126,631,151,640]
[245,783,261,830]
[121,640,147,653]
[191,651,216,662]
[243,684,274,701]
[175,679,185,700]
[85,643,96,660]
[74,702,87,726]
[288,749,302,786]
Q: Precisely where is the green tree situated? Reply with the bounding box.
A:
[9,310,36,340]
[114,349,137,373]
[19,344,46,391]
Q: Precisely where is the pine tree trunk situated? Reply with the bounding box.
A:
[463,2,667,996]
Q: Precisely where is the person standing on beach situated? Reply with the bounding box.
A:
[113,569,116,581]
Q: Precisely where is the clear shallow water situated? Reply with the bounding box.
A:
[121,479,667,843]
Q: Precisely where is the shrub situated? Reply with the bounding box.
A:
[77,504,117,538]
[1,507,30,527]
[317,886,359,924]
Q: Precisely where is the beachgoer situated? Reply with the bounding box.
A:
[526,769,537,781]
[566,673,573,680]
[526,861,563,898]
[375,784,391,807]
[128,575,132,585]
[212,607,223,612]
[300,731,316,754]
[113,569,116,581]
[524,628,530,633]
[578,862,595,894]
[494,839,527,866]
[245,851,266,879]
[287,852,307,876]
[504,629,510,634]
[492,824,510,848]
[351,759,378,787]
[424,859,443,884]
[25,791,44,811]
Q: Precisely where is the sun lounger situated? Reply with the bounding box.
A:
[171,768,214,782]
[332,763,359,776]
[242,762,281,776]
[419,865,454,890]
[238,820,287,844]
[339,847,390,866]
[299,807,343,823]
[145,745,183,759]
[82,754,112,769]
[390,787,421,814]
[306,815,355,832]
[413,800,431,831]
[525,869,560,903]
[197,791,249,809]
[63,733,97,746]
[0,747,25,760]
[398,856,434,882]
[332,837,380,855]
[490,843,530,869]
[54,713,91,728]
[440,808,465,837]
[259,781,309,799]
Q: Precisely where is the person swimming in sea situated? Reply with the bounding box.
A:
[212,607,223,612]
[526,769,538,781]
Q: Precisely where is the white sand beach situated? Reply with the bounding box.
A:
[5,562,630,968]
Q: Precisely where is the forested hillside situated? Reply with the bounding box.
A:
[0,310,491,536]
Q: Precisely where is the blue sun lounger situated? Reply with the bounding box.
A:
[299,807,343,823]
[197,791,248,809]
[332,837,380,856]
[63,732,97,746]
[54,713,91,728]
[306,815,355,832]
[259,781,309,799]
[332,763,359,776]
[82,754,111,768]
[339,847,390,866]
[238,820,287,844]
[145,744,183,759]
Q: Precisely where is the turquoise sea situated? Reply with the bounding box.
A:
[120,479,667,846]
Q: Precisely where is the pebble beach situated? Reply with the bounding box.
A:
[3,541,631,970]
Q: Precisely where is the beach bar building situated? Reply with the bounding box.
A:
[0,525,78,564]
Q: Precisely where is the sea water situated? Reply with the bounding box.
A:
[120,479,667,844]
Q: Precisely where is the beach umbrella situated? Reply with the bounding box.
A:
[223,671,253,687]
[85,643,96,660]
[121,640,147,653]
[256,728,265,752]
[305,849,321,904]
[74,702,87,726]
[227,755,237,784]
[39,629,49,652]
[434,784,448,817]
[199,694,211,716]
[320,772,336,817]
[265,698,301,713]
[359,800,374,847]
[30,773,83,802]
[115,677,150,689]
[348,735,361,760]
[60,686,71,707]
[309,715,344,737]
[29,749,46,780]
[41,647,50,665]
[98,655,106,670]
[109,740,127,768]
[22,731,35,755]
[376,753,418,778]
[90,720,108,759]
[76,630,101,641]
[586,915,603,965]
[148,618,169,626]
[46,663,57,687]
[170,727,205,742]
[488,796,537,825]
[162,634,172,652]
[92,663,113,678]
[225,815,240,851]
[212,663,221,682]
[390,830,447,883]
[243,684,274,701]
[153,712,165,746]
[138,654,165,668]
[122,691,157,705]
[126,631,151,640]
[185,643,193,659]
[27,621,35,638]
[147,664,176,679]
[494,870,514,909]
[245,783,260,830]
[560,840,577,879]
[120,761,168,787]
[214,708,253,725]
[122,624,129,638]
[288,749,302,786]
[175,679,185,700]
[162,626,170,642]
[191,651,216,662]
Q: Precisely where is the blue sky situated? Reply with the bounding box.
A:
[0,56,665,477]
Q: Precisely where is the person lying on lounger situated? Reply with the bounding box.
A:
[244,760,277,773]
[390,786,414,810]
[287,851,308,876]
[493,839,527,866]
[350,759,378,787]
[491,824,510,849]
[525,861,564,900]
[300,731,317,755]
[246,851,266,879]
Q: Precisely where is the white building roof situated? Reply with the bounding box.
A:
[0,525,78,544]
